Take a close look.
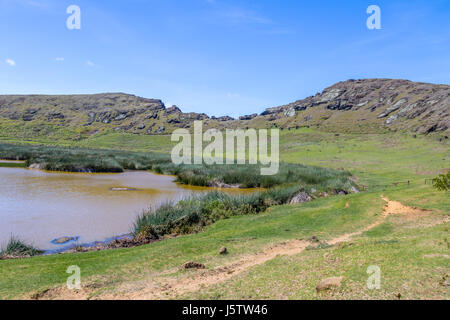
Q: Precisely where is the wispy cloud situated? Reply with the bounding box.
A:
[203,1,293,35]
[55,57,64,61]
[204,1,272,26]
[221,7,272,25]
[5,59,16,66]
[86,60,95,67]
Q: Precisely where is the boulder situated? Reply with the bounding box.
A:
[289,192,312,204]
[29,163,46,170]
[156,126,165,134]
[114,113,128,121]
[350,186,360,193]
[316,276,344,292]
[87,112,96,124]
[52,236,79,244]
[284,107,296,117]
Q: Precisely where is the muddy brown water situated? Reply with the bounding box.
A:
[0,167,254,251]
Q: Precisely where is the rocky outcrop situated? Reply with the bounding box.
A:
[212,116,235,121]
[166,105,182,114]
[254,79,449,134]
[0,79,448,136]
[239,113,257,121]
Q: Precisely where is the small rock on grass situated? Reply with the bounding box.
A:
[182,262,206,270]
[316,276,344,292]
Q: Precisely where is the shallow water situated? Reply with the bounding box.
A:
[0,167,251,250]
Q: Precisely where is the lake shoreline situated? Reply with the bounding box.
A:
[0,143,357,260]
[0,166,265,258]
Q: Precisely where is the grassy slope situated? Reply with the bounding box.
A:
[0,119,175,153]
[0,129,448,299]
[185,185,449,300]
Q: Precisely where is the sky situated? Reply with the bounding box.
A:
[0,0,449,117]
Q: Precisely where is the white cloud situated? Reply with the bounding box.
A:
[55,57,64,61]
[5,59,16,66]
[86,60,95,67]
[205,2,272,26]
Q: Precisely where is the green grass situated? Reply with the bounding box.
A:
[182,184,449,300]
[0,161,26,168]
[280,128,449,187]
[0,128,448,299]
[185,217,449,300]
[0,190,384,299]
[0,119,175,153]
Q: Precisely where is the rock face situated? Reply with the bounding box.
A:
[0,79,448,136]
[256,79,449,134]
[239,114,258,121]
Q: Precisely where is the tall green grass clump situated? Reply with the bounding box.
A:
[162,162,352,189]
[0,237,43,259]
[133,185,325,239]
[0,143,172,173]
[0,144,353,191]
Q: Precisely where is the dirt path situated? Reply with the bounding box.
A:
[329,196,430,245]
[35,197,433,300]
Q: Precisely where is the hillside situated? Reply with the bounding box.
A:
[252,79,449,134]
[0,79,448,141]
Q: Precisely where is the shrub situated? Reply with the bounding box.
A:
[432,172,450,191]
[1,237,43,258]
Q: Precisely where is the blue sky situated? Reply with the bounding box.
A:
[1,0,449,117]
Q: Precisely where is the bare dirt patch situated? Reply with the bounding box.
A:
[29,286,90,300]
[381,197,431,220]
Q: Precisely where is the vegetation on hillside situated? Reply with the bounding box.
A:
[432,172,450,192]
